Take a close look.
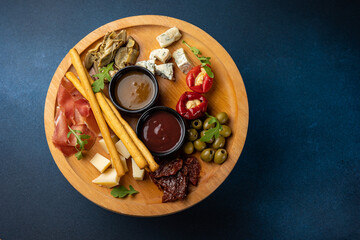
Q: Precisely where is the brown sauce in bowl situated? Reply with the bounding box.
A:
[114,72,154,110]
[140,111,182,153]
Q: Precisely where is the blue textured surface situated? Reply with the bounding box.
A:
[1,0,359,239]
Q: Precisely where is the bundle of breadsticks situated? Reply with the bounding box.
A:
[68,48,159,177]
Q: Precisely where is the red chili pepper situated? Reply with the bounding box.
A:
[186,65,214,93]
[176,91,208,120]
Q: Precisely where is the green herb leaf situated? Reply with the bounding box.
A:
[91,79,104,93]
[111,185,139,198]
[91,62,114,93]
[200,113,222,142]
[182,41,214,78]
[67,126,91,160]
[74,151,83,160]
[200,127,218,142]
[198,56,211,65]
[203,65,214,78]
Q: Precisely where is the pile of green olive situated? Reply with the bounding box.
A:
[183,112,232,164]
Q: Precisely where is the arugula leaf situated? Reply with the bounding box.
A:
[111,185,139,198]
[92,62,114,93]
[182,40,201,55]
[182,40,214,78]
[67,126,91,160]
[203,65,214,78]
[91,79,104,93]
[200,113,223,142]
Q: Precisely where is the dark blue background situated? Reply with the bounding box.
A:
[1,0,359,239]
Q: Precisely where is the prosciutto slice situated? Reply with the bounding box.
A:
[52,78,99,157]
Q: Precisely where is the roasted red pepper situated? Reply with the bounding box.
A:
[186,65,214,93]
[176,91,208,120]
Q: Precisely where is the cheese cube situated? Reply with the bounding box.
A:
[120,155,128,172]
[173,48,193,74]
[136,60,155,74]
[115,139,131,159]
[155,63,174,80]
[132,158,144,181]
[98,135,119,154]
[156,27,182,47]
[149,48,171,63]
[90,153,111,173]
[92,168,120,188]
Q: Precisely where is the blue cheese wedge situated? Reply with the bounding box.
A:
[131,158,144,180]
[149,48,171,63]
[136,59,155,74]
[156,27,182,47]
[172,48,193,74]
[155,63,174,80]
[92,168,120,188]
[90,153,111,173]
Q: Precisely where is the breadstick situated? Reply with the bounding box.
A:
[104,97,159,172]
[69,48,125,177]
[65,72,86,97]
[66,70,157,171]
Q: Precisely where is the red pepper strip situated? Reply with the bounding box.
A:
[176,91,208,120]
[186,65,214,93]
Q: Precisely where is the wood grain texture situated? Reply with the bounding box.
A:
[44,15,249,216]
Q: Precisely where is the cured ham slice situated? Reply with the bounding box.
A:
[52,78,99,157]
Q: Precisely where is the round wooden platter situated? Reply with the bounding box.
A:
[44,15,249,216]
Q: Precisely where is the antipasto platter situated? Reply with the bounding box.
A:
[44,15,248,216]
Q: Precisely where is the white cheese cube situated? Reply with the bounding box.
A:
[92,168,120,188]
[136,60,155,74]
[172,48,193,74]
[149,48,171,63]
[111,155,128,172]
[120,155,129,172]
[98,135,119,154]
[90,153,111,173]
[131,158,144,180]
[156,27,182,47]
[155,63,174,80]
[115,139,131,159]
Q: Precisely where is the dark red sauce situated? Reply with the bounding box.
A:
[141,111,181,153]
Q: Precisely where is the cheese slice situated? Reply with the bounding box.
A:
[115,139,131,159]
[90,153,111,173]
[156,27,182,47]
[173,48,193,74]
[149,48,171,63]
[155,63,174,80]
[136,60,155,74]
[98,135,119,154]
[92,168,120,188]
[131,158,144,180]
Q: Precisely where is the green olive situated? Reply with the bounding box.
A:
[200,130,214,144]
[194,139,207,151]
[200,148,215,162]
[183,142,194,155]
[219,125,232,138]
[191,119,203,130]
[203,117,215,130]
[216,112,229,124]
[186,128,198,141]
[214,149,228,164]
[212,136,226,149]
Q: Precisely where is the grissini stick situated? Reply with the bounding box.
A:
[66,71,154,170]
[104,97,159,172]
[69,48,125,177]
